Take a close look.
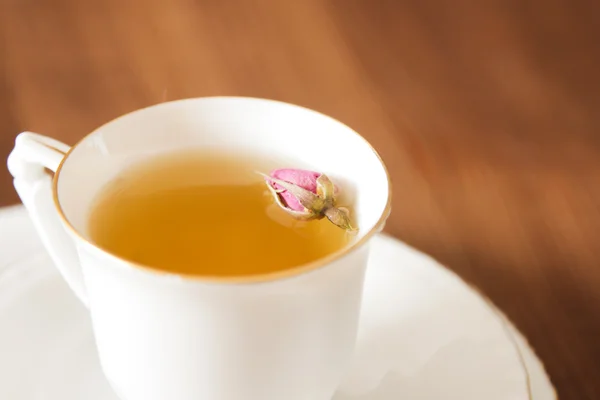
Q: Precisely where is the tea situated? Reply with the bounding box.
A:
[87,150,350,277]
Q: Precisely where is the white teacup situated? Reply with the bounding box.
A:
[7,97,391,400]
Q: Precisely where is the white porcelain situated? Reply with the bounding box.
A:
[506,313,557,400]
[7,98,391,400]
[0,206,556,399]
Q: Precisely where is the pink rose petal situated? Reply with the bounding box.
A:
[268,169,321,212]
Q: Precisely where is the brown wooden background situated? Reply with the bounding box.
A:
[2,1,600,398]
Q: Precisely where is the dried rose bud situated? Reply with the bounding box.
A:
[259,168,356,232]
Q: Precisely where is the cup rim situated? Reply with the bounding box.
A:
[52,96,393,283]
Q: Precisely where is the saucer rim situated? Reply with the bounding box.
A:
[0,205,556,399]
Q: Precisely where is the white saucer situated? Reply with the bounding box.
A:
[0,206,556,400]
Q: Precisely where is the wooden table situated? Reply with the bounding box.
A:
[2,1,599,398]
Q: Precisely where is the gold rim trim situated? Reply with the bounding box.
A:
[402,252,540,400]
[43,143,68,157]
[480,294,534,400]
[462,266,556,399]
[51,97,393,284]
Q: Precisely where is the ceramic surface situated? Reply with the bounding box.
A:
[7,98,392,400]
[0,206,556,399]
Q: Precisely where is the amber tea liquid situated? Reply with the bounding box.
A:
[88,151,350,277]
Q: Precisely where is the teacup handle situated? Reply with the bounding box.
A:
[7,132,88,307]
